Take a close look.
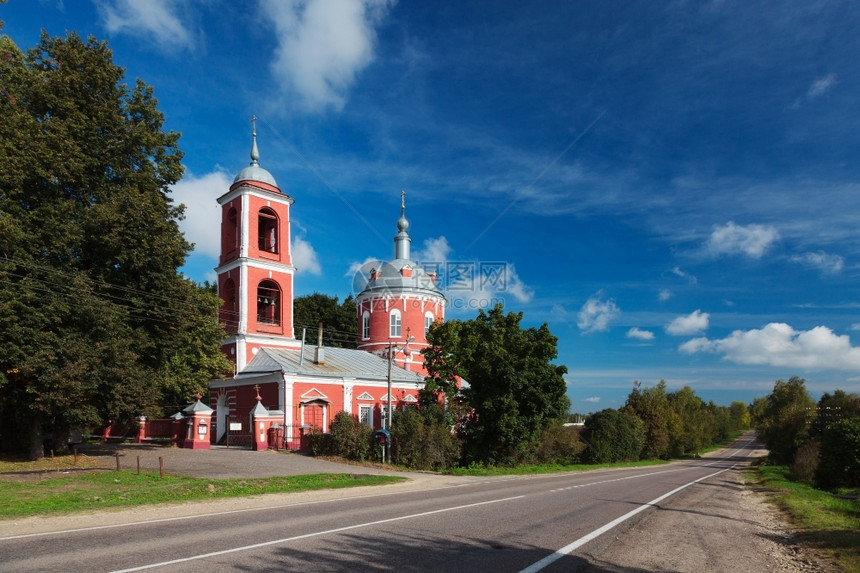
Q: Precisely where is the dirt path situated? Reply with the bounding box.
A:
[576,449,838,572]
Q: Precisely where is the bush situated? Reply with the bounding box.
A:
[534,421,585,465]
[328,411,372,461]
[790,439,819,483]
[391,405,460,471]
[304,430,332,456]
[815,417,860,490]
[580,409,645,464]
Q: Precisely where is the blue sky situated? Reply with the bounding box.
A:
[4,0,860,411]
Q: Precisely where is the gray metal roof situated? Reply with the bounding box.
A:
[238,346,425,384]
[233,122,279,189]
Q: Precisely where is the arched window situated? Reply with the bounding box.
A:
[222,278,237,332]
[223,207,238,255]
[258,208,278,253]
[257,280,280,325]
[362,311,370,340]
[424,311,434,335]
[389,309,402,338]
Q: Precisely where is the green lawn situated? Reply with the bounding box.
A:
[0,454,404,520]
[753,463,860,573]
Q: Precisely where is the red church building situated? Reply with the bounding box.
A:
[208,123,445,449]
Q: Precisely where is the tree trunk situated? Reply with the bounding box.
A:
[23,412,45,461]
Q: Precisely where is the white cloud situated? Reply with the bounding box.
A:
[262,0,395,112]
[659,289,673,301]
[627,327,655,341]
[98,0,194,50]
[414,236,452,263]
[577,292,620,334]
[413,237,532,303]
[807,74,837,99]
[706,221,779,258]
[680,323,860,371]
[503,264,534,303]
[291,234,322,275]
[171,171,231,257]
[666,309,709,336]
[790,251,844,274]
[671,266,697,284]
[583,396,601,403]
[852,324,860,331]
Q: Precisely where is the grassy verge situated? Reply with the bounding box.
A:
[447,459,667,476]
[752,463,860,573]
[0,455,404,520]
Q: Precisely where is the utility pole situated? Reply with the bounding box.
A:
[386,341,393,464]
[384,335,413,464]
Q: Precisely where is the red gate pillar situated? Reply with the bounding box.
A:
[182,395,214,450]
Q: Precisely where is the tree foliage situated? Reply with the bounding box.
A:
[814,417,860,490]
[580,408,645,463]
[422,304,570,466]
[755,377,815,464]
[292,292,357,348]
[0,31,229,458]
[620,381,746,460]
[391,404,461,470]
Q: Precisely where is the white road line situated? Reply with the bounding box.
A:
[518,465,736,573]
[109,495,525,572]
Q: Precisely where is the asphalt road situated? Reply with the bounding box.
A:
[0,435,759,573]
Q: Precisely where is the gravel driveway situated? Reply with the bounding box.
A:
[73,442,416,479]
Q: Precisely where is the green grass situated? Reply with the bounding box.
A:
[753,463,860,573]
[0,465,404,520]
[446,458,667,476]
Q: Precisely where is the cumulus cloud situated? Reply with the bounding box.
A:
[853,323,860,331]
[171,171,232,257]
[583,396,601,403]
[706,221,779,258]
[666,310,709,336]
[413,237,533,303]
[790,251,844,274]
[807,74,837,99]
[577,292,620,334]
[680,323,860,371]
[659,289,673,302]
[98,0,194,50]
[262,0,395,112]
[414,236,452,263]
[503,264,534,303]
[291,234,322,275]
[627,327,655,341]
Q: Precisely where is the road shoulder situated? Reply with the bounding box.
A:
[577,461,838,572]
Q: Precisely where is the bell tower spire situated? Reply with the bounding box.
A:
[394,190,411,260]
[215,116,299,371]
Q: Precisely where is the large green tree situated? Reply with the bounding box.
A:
[292,292,357,348]
[580,408,646,463]
[422,304,570,466]
[0,31,229,458]
[756,377,815,464]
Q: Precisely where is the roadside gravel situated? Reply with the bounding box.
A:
[576,446,838,572]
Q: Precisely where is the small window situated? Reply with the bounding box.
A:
[389,309,402,338]
[258,208,278,253]
[359,405,373,426]
[362,311,370,340]
[257,280,280,325]
[425,312,434,335]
